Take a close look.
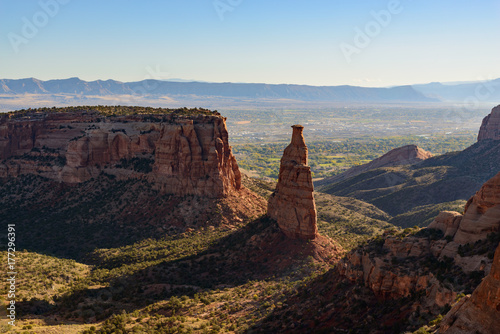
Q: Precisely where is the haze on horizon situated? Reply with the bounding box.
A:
[1,0,500,87]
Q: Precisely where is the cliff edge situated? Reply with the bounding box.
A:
[478,104,500,141]
[0,107,241,197]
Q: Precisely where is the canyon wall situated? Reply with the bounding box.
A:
[426,171,500,266]
[338,171,500,318]
[440,244,500,334]
[478,104,500,141]
[0,109,241,197]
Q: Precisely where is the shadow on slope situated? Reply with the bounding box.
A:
[244,175,394,250]
[252,227,500,334]
[318,139,500,216]
[0,174,265,260]
[16,216,343,326]
[389,200,467,228]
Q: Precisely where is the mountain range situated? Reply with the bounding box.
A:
[413,79,500,102]
[1,77,499,103]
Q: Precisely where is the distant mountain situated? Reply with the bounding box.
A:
[0,77,437,103]
[413,78,500,102]
[4,77,500,103]
[0,78,133,95]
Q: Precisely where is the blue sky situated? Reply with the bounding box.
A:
[1,0,499,87]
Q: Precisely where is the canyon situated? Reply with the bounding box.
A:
[319,104,500,217]
[1,104,500,333]
[335,170,500,332]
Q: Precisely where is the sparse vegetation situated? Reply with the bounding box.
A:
[242,176,394,250]
[389,200,467,228]
[234,133,476,180]
[6,105,219,119]
[0,105,496,333]
[319,139,500,216]
[115,157,154,173]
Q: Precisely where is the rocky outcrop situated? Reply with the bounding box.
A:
[0,109,241,197]
[452,172,500,244]
[153,118,241,196]
[339,233,457,303]
[337,224,497,321]
[337,169,500,331]
[268,125,317,240]
[428,211,463,238]
[317,144,432,185]
[439,245,500,334]
[478,105,500,141]
[428,172,500,246]
[346,170,500,291]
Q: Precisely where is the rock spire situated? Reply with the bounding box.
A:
[268,125,317,240]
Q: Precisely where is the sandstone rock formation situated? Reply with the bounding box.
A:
[439,244,500,334]
[153,118,241,196]
[452,172,500,244]
[0,109,241,197]
[268,125,317,240]
[428,172,500,245]
[338,233,458,303]
[478,104,500,141]
[428,211,463,238]
[317,144,432,185]
[337,169,500,331]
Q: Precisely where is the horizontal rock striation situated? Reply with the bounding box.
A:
[268,125,317,240]
[153,118,241,196]
[0,109,241,197]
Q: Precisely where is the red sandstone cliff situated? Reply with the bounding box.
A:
[0,109,241,197]
[338,171,500,319]
[268,125,317,240]
[427,171,500,261]
[439,244,500,333]
[478,104,500,141]
[338,232,459,304]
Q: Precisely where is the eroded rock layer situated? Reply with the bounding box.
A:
[337,170,500,325]
[268,125,317,240]
[0,110,241,197]
[440,245,500,334]
[478,104,500,141]
[428,172,500,246]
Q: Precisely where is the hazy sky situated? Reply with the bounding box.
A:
[1,0,499,87]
